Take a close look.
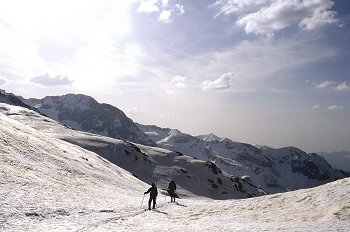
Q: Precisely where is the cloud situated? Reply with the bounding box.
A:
[0,1,137,90]
[175,3,185,14]
[213,0,268,16]
[328,105,344,111]
[137,0,184,22]
[316,80,334,89]
[158,10,172,22]
[335,82,350,92]
[30,73,74,86]
[161,0,169,7]
[312,104,321,109]
[299,6,338,30]
[171,75,187,88]
[202,73,235,91]
[315,81,350,92]
[219,0,339,35]
[137,0,160,13]
[169,36,337,88]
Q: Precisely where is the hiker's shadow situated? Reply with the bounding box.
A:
[175,202,187,207]
[153,209,168,215]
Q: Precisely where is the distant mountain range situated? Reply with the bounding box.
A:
[319,151,350,172]
[1,89,348,194]
[137,124,348,193]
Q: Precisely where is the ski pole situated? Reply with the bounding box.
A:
[141,194,145,208]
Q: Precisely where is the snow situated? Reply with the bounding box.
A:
[136,123,172,143]
[1,103,350,231]
[151,128,347,194]
[0,104,263,200]
[196,133,222,142]
[61,119,83,130]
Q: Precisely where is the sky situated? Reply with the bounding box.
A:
[0,0,349,153]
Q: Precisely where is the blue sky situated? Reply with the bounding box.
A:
[0,0,349,153]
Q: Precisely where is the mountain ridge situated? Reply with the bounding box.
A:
[138,123,348,193]
[22,94,155,146]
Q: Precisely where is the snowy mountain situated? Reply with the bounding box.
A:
[138,124,348,194]
[22,94,154,146]
[319,151,350,172]
[3,89,348,195]
[135,123,172,143]
[0,103,264,200]
[1,106,349,230]
[0,89,38,112]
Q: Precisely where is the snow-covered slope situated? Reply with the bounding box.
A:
[138,125,348,194]
[0,104,149,231]
[1,103,349,231]
[22,94,154,146]
[1,109,349,231]
[0,104,264,200]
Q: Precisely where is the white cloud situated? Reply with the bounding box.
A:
[315,81,350,92]
[158,10,172,22]
[137,0,160,13]
[202,73,235,91]
[137,0,184,22]
[213,0,269,16]
[171,75,187,88]
[0,1,142,90]
[233,0,338,35]
[328,105,344,111]
[175,3,185,14]
[312,104,321,109]
[169,37,337,88]
[161,0,169,7]
[172,75,186,82]
[299,8,338,30]
[316,80,334,89]
[335,82,350,92]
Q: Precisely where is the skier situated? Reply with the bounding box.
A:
[168,180,177,202]
[144,183,158,210]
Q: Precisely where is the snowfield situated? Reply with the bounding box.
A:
[0,104,349,231]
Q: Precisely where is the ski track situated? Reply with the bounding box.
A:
[76,202,169,232]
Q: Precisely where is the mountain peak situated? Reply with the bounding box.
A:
[40,93,97,111]
[197,133,222,142]
[23,93,154,146]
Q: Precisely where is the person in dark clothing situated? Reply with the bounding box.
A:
[144,183,158,210]
[168,180,177,202]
